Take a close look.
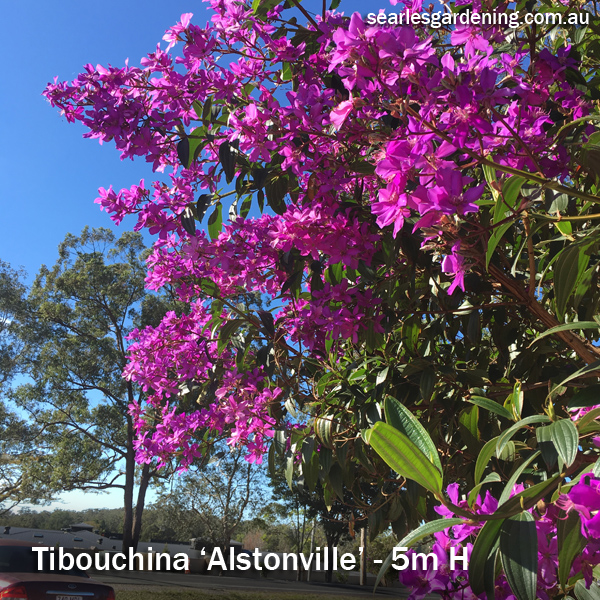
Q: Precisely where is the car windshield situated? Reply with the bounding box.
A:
[0,547,87,576]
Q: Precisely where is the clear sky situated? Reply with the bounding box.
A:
[1,0,366,512]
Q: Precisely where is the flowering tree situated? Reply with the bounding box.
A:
[45,0,600,597]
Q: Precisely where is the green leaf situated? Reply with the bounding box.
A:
[493,474,561,519]
[257,310,275,336]
[188,130,204,167]
[499,441,516,462]
[554,244,590,321]
[201,96,212,123]
[207,202,223,240]
[500,512,538,600]
[179,206,197,236]
[348,160,376,175]
[458,404,480,448]
[496,415,551,458]
[483,163,499,201]
[553,360,600,392]
[218,141,237,183]
[493,176,525,224]
[555,115,600,140]
[402,316,420,354]
[374,518,465,590]
[574,580,600,600]
[302,447,319,492]
[326,262,343,286]
[536,425,558,469]
[310,271,325,298]
[177,131,205,169]
[368,507,384,541]
[328,463,344,501]
[177,137,189,168]
[556,220,573,236]
[281,62,293,81]
[218,318,244,354]
[267,442,276,477]
[369,422,443,495]
[252,0,282,18]
[558,511,586,590]
[475,436,501,486]
[319,446,332,476]
[420,368,436,402]
[384,397,443,473]
[273,430,286,455]
[467,396,513,420]
[199,277,220,297]
[239,195,252,219]
[486,221,513,268]
[265,174,289,215]
[547,190,569,213]
[568,384,600,409]
[498,451,540,506]
[281,270,302,298]
[577,406,600,430]
[549,419,579,467]
[354,437,375,474]
[196,194,212,221]
[510,382,523,421]
[314,416,333,449]
[285,453,294,490]
[192,100,204,120]
[323,482,334,511]
[530,321,600,346]
[376,366,389,387]
[469,518,504,597]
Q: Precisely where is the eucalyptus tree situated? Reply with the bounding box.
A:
[14,227,176,551]
[0,260,51,513]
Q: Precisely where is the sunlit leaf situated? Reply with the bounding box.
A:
[370,422,442,495]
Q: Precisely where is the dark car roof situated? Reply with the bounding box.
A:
[0,540,114,592]
[1,573,96,584]
[0,540,41,547]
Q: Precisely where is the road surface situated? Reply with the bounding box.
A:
[90,570,421,598]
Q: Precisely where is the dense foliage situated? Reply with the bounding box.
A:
[0,261,51,511]
[12,228,176,551]
[45,0,600,598]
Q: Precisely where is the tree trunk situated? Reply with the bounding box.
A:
[359,527,367,586]
[325,528,341,584]
[131,463,152,552]
[121,409,135,553]
[307,519,316,582]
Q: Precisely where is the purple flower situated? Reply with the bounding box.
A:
[442,241,466,295]
[371,175,412,237]
[399,543,450,600]
[330,100,354,130]
[427,169,484,217]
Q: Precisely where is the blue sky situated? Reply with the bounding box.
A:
[2,0,367,512]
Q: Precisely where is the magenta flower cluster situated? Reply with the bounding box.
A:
[43,0,588,470]
[400,480,600,600]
